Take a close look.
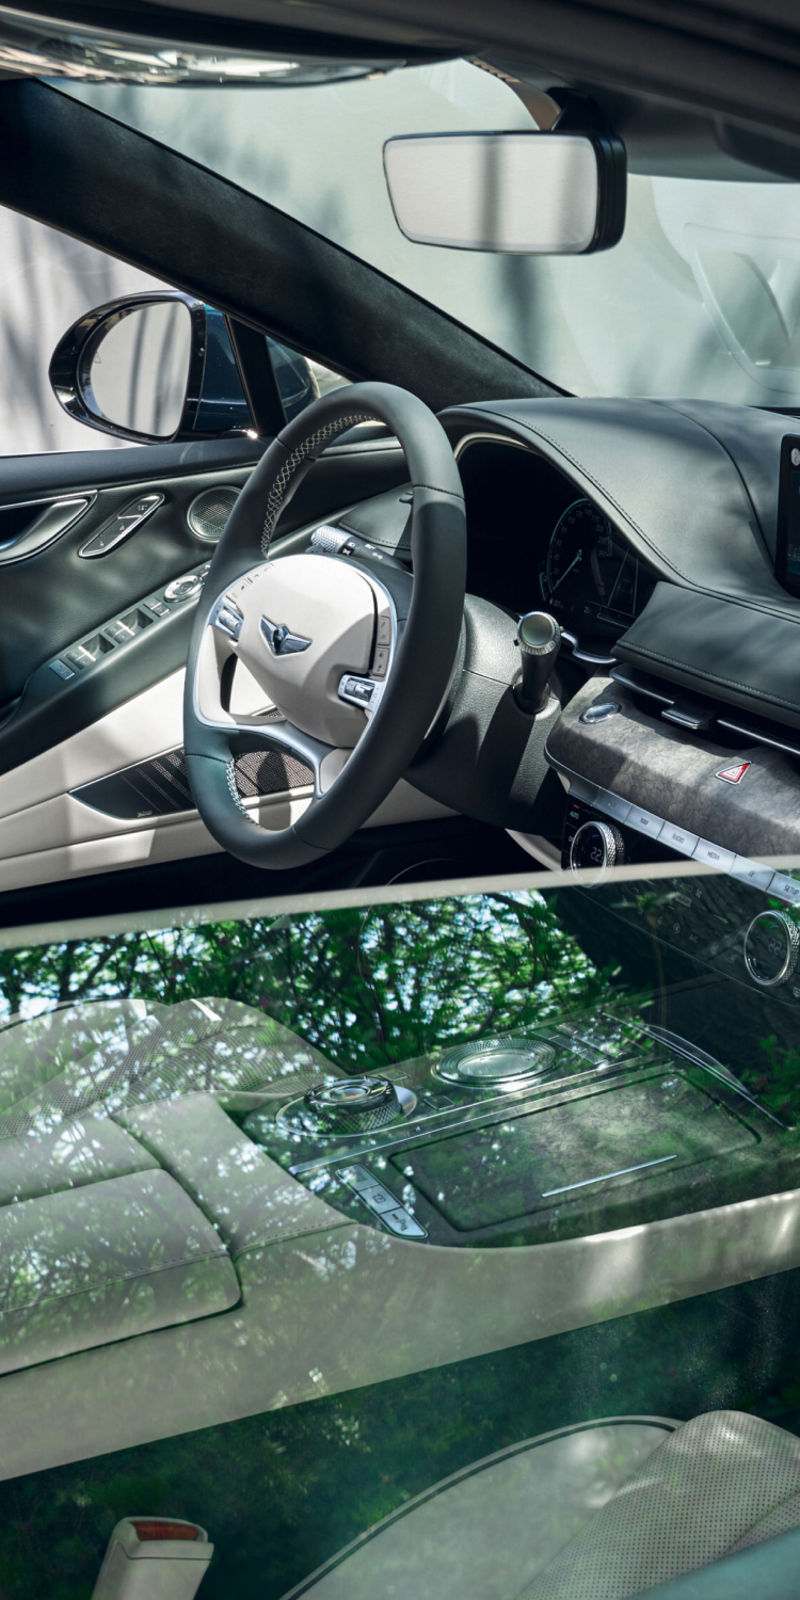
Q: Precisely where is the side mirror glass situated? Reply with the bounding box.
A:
[384,123,625,255]
[49,292,253,444]
[85,299,193,438]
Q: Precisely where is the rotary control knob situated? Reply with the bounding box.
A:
[569,820,625,872]
[304,1076,403,1133]
[743,910,800,988]
[164,573,203,604]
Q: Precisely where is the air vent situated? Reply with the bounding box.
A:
[71,742,313,820]
[186,485,240,543]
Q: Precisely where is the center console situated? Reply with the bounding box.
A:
[239,1015,790,1249]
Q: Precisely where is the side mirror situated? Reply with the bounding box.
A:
[384,101,625,255]
[49,291,318,443]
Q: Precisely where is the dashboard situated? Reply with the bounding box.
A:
[457,434,655,653]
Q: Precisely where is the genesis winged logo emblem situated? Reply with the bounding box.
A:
[260,614,312,656]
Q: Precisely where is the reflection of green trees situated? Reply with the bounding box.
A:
[0,893,616,1076]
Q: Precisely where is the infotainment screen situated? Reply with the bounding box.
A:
[776,434,800,596]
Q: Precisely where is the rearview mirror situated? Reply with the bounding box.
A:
[384,120,625,255]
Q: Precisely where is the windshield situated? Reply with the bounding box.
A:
[66,62,800,405]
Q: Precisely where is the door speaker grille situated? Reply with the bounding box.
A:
[187,485,240,543]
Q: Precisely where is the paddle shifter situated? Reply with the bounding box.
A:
[514,611,561,714]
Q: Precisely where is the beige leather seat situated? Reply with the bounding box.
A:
[281,1412,800,1600]
[0,996,340,1377]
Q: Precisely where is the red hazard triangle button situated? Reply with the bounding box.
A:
[715,761,751,784]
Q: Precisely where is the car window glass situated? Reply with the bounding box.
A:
[0,207,185,455]
[0,872,798,1595]
[67,65,800,406]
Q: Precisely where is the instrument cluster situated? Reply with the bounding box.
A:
[540,496,654,648]
[458,439,655,652]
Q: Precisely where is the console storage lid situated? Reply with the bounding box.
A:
[0,1169,240,1376]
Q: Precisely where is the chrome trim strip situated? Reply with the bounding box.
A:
[541,1155,677,1197]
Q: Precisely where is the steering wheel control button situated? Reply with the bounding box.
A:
[744,910,800,987]
[213,598,244,640]
[305,1076,403,1133]
[580,700,621,724]
[570,820,625,871]
[376,614,392,645]
[79,492,163,557]
[437,1036,556,1089]
[340,676,374,706]
[372,645,390,677]
[693,839,735,873]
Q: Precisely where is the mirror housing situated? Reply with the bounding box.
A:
[384,97,626,255]
[49,291,318,443]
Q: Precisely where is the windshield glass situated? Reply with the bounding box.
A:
[66,64,800,404]
[1,867,799,1596]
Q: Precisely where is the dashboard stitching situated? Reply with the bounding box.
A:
[621,639,800,715]
[461,406,697,586]
[462,407,800,627]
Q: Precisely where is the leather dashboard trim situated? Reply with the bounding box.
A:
[616,582,800,730]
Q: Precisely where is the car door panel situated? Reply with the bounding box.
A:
[0,432,408,778]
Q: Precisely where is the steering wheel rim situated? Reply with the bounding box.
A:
[183,381,466,870]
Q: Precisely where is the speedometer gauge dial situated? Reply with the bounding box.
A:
[540,497,649,640]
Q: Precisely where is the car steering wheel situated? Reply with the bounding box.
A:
[183,382,466,869]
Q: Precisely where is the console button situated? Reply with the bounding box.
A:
[693,839,735,872]
[627,807,664,839]
[769,873,800,908]
[596,790,632,824]
[381,1207,427,1239]
[660,823,699,856]
[730,857,775,891]
[357,1183,399,1214]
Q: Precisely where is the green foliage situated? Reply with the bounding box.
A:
[0,892,619,1074]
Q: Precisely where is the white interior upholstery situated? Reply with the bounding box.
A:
[0,1170,240,1375]
[282,1420,677,1600]
[284,1411,800,1600]
[522,1411,800,1599]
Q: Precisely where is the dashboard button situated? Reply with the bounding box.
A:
[627,807,664,839]
[730,857,776,891]
[596,790,632,824]
[660,823,698,856]
[769,873,800,907]
[693,839,735,872]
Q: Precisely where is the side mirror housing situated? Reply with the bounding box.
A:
[49,291,317,443]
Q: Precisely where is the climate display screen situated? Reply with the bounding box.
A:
[776,435,800,597]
